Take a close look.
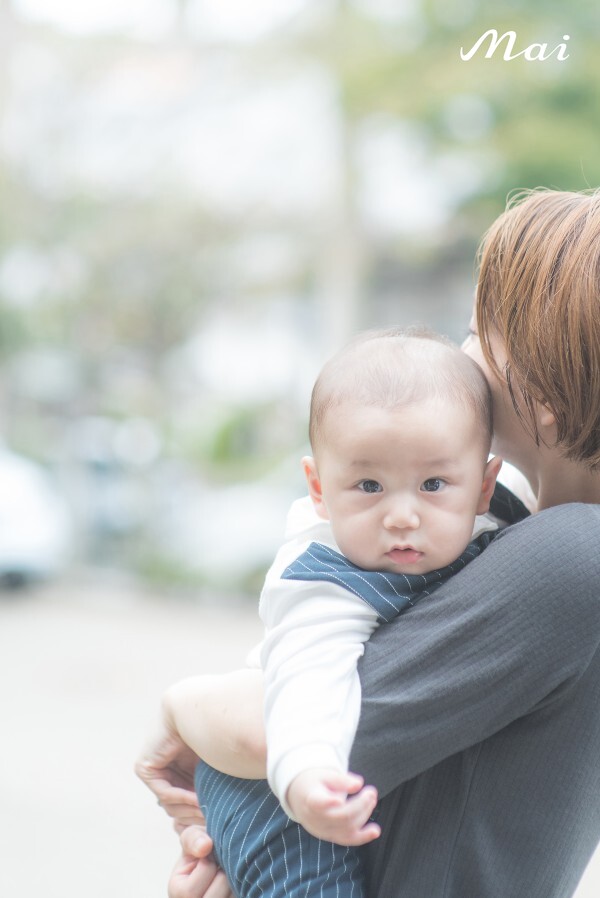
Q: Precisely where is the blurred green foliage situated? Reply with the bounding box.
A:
[0,0,596,586]
[316,1,600,214]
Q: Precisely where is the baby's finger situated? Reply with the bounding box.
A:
[347,784,378,819]
[306,786,345,812]
[343,820,382,847]
[319,770,364,796]
[343,773,365,795]
[327,786,380,844]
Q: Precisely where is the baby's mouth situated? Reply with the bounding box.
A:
[386,546,424,565]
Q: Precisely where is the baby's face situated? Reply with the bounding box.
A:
[310,398,497,574]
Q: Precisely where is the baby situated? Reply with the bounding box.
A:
[168,328,501,898]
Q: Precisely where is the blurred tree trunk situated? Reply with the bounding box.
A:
[0,0,18,107]
[317,110,365,356]
[0,0,19,257]
[173,0,191,39]
[315,0,365,356]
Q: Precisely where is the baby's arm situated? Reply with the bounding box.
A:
[260,570,381,842]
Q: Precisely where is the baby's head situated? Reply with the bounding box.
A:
[303,328,501,574]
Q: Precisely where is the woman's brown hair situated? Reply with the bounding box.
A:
[476,188,600,469]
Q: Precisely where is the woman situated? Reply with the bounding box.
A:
[138,189,600,898]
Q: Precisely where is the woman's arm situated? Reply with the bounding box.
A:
[350,503,600,796]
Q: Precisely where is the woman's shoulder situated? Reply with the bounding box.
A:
[493,502,600,600]
[512,501,600,533]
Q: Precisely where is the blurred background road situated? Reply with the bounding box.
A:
[0,578,263,898]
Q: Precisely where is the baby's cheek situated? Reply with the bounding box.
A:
[335,527,364,561]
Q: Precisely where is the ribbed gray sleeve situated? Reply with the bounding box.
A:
[350,503,600,898]
[351,503,600,792]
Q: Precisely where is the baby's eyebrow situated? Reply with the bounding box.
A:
[348,456,461,468]
[422,457,461,469]
[349,458,378,468]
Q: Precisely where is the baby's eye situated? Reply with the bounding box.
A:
[421,478,444,492]
[357,479,383,494]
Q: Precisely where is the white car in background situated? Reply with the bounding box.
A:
[0,448,71,588]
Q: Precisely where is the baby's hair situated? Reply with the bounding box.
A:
[309,327,492,456]
[476,188,600,469]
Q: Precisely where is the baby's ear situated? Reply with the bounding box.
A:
[477,456,503,515]
[302,456,329,520]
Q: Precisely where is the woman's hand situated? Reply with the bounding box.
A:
[168,828,233,898]
[135,714,204,830]
[135,702,232,896]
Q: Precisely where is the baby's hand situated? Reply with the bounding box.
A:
[286,767,380,846]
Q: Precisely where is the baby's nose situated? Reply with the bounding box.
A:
[383,498,420,530]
